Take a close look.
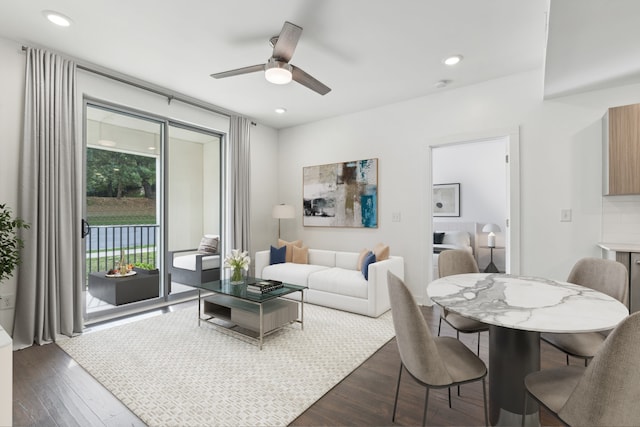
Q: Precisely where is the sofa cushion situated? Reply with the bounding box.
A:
[308,249,336,267]
[374,243,390,261]
[270,245,286,265]
[336,251,360,270]
[278,239,303,263]
[308,268,368,299]
[361,252,376,280]
[261,263,329,286]
[293,246,309,264]
[173,254,221,271]
[357,248,370,270]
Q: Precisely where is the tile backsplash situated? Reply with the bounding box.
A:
[602,195,640,243]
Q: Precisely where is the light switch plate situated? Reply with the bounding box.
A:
[561,209,572,222]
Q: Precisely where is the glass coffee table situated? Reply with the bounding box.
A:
[193,277,306,349]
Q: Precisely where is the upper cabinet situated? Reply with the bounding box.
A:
[603,103,640,195]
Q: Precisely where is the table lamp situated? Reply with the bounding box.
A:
[482,223,501,248]
[272,204,295,239]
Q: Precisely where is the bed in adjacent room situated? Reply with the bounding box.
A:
[432,222,477,279]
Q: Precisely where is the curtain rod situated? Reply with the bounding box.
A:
[21,45,257,126]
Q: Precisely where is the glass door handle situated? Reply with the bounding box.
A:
[81,219,90,239]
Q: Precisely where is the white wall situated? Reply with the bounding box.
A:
[248,123,279,274]
[0,38,26,333]
[277,69,640,300]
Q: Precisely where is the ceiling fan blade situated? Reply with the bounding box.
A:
[210,64,265,79]
[272,21,302,62]
[291,65,331,95]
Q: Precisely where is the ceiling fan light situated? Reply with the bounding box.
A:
[265,59,292,85]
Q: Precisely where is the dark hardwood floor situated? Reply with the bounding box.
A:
[12,303,567,426]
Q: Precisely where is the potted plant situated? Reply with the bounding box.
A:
[0,203,29,284]
[132,262,159,275]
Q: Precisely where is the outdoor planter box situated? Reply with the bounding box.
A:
[88,271,159,305]
[133,267,159,275]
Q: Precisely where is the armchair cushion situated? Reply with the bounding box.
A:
[197,234,219,254]
[173,253,221,271]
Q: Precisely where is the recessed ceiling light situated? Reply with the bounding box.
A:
[42,10,73,27]
[275,107,287,114]
[443,55,463,66]
[148,146,156,151]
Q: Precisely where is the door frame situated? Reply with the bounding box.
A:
[422,127,521,296]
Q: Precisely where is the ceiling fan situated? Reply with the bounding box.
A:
[211,21,331,95]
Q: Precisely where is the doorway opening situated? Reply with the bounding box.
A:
[426,128,520,284]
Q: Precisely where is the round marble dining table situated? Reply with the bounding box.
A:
[427,273,628,426]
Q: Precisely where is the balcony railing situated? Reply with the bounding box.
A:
[86,224,159,273]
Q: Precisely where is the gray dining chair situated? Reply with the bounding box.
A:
[387,271,488,426]
[540,257,628,366]
[523,311,640,426]
[437,249,489,355]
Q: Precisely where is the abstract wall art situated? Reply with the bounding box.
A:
[433,183,460,217]
[303,158,378,228]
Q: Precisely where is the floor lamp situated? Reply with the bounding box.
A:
[272,204,295,240]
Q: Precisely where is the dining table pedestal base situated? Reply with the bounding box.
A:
[489,325,540,427]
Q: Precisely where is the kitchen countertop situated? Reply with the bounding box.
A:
[598,242,640,252]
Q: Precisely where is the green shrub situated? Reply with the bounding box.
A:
[0,204,29,283]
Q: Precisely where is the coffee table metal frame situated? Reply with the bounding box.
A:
[194,277,306,349]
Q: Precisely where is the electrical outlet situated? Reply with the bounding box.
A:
[392,212,401,222]
[0,294,15,310]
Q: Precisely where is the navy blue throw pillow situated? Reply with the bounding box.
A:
[361,252,376,280]
[433,232,445,244]
[270,245,286,265]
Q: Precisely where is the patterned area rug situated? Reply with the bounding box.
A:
[58,304,395,426]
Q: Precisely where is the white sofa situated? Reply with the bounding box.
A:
[254,249,404,318]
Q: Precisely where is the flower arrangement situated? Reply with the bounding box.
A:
[224,249,251,283]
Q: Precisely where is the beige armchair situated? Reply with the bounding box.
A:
[387,272,488,426]
[524,311,640,426]
[437,249,489,355]
[541,257,628,365]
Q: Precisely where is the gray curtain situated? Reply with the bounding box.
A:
[13,48,83,349]
[228,116,251,255]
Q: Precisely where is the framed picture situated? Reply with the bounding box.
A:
[433,183,460,217]
[303,158,378,228]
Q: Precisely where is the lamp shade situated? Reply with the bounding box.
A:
[272,204,295,219]
[482,223,501,233]
[483,223,501,248]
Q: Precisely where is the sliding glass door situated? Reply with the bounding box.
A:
[166,123,221,296]
[83,102,222,322]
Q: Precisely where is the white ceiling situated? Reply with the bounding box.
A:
[0,1,638,129]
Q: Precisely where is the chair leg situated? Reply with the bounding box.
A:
[392,363,403,422]
[477,331,481,355]
[437,317,442,336]
[448,387,452,408]
[482,378,488,427]
[566,354,569,365]
[422,387,430,427]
